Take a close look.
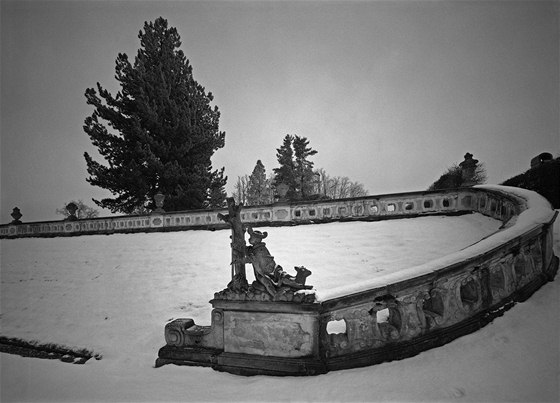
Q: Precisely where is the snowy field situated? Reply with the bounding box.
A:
[1,213,558,402]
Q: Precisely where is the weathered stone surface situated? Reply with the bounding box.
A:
[163,309,224,350]
[224,311,318,357]
[154,187,558,376]
[214,200,316,302]
[10,207,22,225]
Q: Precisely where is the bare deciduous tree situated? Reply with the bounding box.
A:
[314,168,368,199]
[233,175,249,205]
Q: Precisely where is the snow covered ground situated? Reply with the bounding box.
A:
[1,213,558,402]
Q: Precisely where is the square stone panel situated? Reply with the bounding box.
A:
[224,311,318,358]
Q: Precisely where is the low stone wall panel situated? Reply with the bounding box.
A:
[318,219,556,366]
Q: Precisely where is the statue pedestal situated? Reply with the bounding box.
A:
[156,299,326,376]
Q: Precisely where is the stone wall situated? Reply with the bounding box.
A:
[317,186,557,372]
[0,187,521,239]
[153,185,558,375]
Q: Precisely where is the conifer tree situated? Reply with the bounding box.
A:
[272,134,317,200]
[208,167,228,208]
[83,17,226,213]
[247,160,271,205]
[292,136,318,199]
[273,135,297,200]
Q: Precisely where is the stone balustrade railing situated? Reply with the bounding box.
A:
[149,185,558,375]
[3,186,556,375]
[0,186,526,239]
[316,185,558,372]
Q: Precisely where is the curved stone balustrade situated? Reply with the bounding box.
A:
[0,186,531,239]
[153,185,558,375]
[6,185,557,374]
[4,186,557,376]
[314,185,558,373]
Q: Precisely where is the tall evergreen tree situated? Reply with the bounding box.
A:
[272,134,317,200]
[292,136,318,199]
[208,167,228,208]
[247,160,271,205]
[83,17,226,213]
[273,135,297,199]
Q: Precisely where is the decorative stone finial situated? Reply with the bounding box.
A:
[10,207,22,225]
[66,202,78,221]
[459,153,479,187]
[152,192,166,214]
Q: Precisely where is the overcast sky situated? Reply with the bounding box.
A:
[1,0,558,222]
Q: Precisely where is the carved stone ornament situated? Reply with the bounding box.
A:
[152,192,166,214]
[10,207,22,225]
[459,152,479,186]
[66,202,78,221]
[216,198,316,303]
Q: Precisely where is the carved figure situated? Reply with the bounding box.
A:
[245,226,312,298]
[215,199,314,302]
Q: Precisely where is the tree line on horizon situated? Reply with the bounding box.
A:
[232,134,368,206]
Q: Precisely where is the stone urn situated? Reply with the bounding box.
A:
[276,183,289,202]
[153,192,166,213]
[66,202,79,221]
[10,207,22,225]
[459,153,479,187]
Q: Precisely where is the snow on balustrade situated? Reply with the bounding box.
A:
[315,186,557,371]
[0,187,523,239]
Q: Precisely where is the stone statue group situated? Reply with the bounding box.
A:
[217,198,314,302]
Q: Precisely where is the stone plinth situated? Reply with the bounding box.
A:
[215,300,320,358]
[156,299,325,375]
